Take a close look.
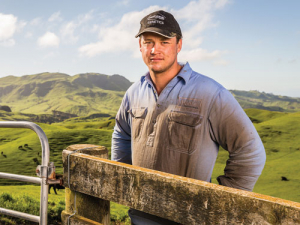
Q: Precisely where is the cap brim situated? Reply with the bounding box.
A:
[135,28,174,38]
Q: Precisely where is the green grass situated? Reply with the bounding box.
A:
[0,186,130,225]
[212,109,300,202]
[0,116,115,184]
[0,73,129,117]
[1,108,300,224]
[0,186,65,224]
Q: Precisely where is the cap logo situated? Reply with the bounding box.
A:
[147,13,166,25]
[148,14,166,20]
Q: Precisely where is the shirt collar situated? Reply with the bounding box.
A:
[141,62,192,85]
[177,62,192,84]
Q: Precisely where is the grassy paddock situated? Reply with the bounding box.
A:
[0,185,130,224]
[0,108,300,223]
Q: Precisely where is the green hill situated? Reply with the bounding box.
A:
[0,72,132,116]
[0,113,115,185]
[0,109,300,203]
[212,108,300,202]
[1,73,300,118]
[230,90,300,112]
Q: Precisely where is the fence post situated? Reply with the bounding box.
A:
[61,144,110,225]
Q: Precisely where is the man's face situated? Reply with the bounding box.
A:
[139,32,182,75]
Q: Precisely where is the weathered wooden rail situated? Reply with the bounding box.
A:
[62,144,300,225]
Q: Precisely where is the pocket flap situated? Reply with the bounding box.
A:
[128,107,148,118]
[168,111,202,126]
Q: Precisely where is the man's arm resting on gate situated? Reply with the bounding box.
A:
[209,89,266,191]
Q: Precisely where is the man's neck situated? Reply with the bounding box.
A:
[150,63,183,96]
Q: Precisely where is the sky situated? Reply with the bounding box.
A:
[0,0,300,97]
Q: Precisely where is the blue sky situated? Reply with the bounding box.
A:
[1,0,299,97]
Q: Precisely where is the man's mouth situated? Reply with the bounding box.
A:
[150,58,163,61]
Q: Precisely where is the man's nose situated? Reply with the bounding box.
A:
[150,43,161,54]
[151,47,155,54]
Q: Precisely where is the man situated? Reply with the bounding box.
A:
[112,10,266,224]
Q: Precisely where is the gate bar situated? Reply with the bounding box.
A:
[0,121,50,225]
[0,172,41,184]
[0,208,40,223]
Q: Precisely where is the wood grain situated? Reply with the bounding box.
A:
[62,147,300,224]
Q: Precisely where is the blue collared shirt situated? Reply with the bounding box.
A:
[112,62,266,191]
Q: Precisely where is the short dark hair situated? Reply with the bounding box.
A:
[176,34,182,44]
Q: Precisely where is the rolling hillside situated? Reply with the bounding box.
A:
[1,73,300,118]
[212,108,300,202]
[0,113,115,184]
[231,90,300,112]
[0,109,299,203]
[0,72,300,203]
[0,72,132,116]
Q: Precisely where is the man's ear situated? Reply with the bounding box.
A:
[177,38,182,54]
[139,38,142,52]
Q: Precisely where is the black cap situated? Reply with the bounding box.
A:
[135,10,182,39]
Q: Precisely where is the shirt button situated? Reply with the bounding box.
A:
[157,104,160,108]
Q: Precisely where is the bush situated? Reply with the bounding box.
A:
[0,193,14,202]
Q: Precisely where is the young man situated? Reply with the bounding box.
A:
[112,10,266,224]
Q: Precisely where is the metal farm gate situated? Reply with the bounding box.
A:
[0,121,61,225]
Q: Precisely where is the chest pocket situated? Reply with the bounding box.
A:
[168,111,202,154]
[129,107,148,142]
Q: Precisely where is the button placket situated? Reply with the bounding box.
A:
[146,122,157,147]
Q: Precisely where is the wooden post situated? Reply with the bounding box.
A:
[62,149,300,225]
[61,144,110,225]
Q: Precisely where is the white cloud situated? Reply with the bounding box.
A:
[78,0,229,63]
[30,17,42,26]
[79,5,163,57]
[0,13,26,47]
[17,20,27,32]
[173,0,228,49]
[48,11,63,22]
[215,0,230,9]
[37,32,60,47]
[77,10,93,25]
[61,21,78,44]
[91,24,101,33]
[0,13,18,41]
[60,11,94,44]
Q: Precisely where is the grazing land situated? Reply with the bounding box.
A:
[0,108,299,203]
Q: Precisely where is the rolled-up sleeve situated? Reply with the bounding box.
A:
[209,89,266,191]
[111,92,132,164]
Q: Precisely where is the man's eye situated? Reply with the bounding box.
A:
[162,42,169,44]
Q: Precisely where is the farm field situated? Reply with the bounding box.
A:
[0,108,300,224]
[0,185,130,224]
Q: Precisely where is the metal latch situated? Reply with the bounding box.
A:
[36,162,63,185]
